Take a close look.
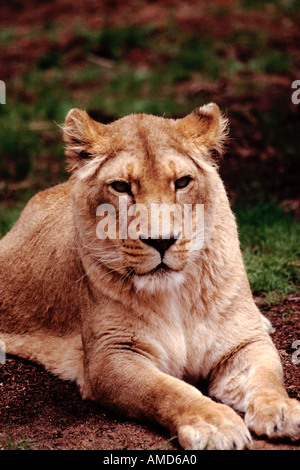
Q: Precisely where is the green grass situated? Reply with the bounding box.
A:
[235,202,300,302]
[1,429,33,450]
[248,50,294,74]
[74,24,157,59]
[0,206,23,238]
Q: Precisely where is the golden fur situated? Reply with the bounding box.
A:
[0,104,299,449]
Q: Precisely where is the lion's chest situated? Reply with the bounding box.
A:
[142,298,222,383]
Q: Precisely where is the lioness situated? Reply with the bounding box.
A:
[0,104,299,450]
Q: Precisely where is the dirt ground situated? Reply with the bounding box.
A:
[0,295,299,451]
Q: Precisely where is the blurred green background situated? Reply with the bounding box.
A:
[0,0,299,302]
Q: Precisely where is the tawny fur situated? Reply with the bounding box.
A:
[0,104,299,450]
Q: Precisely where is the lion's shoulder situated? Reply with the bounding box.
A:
[24,180,73,212]
[3,181,73,243]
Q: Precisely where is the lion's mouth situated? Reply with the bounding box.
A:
[131,262,172,277]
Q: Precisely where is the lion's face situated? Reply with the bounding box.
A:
[63,104,227,291]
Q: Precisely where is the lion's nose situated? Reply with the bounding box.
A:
[139,235,178,258]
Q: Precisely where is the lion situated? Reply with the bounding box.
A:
[0,103,299,450]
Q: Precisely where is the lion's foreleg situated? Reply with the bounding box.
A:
[82,346,251,450]
[208,337,300,441]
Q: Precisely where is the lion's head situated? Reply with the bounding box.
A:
[63,104,228,292]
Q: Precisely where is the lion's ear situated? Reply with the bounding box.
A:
[63,108,108,172]
[178,103,228,158]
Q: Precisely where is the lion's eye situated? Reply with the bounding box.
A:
[175,176,192,190]
[110,181,131,194]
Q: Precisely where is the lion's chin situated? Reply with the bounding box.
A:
[132,267,185,294]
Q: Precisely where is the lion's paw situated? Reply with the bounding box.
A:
[177,405,252,450]
[245,396,300,441]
